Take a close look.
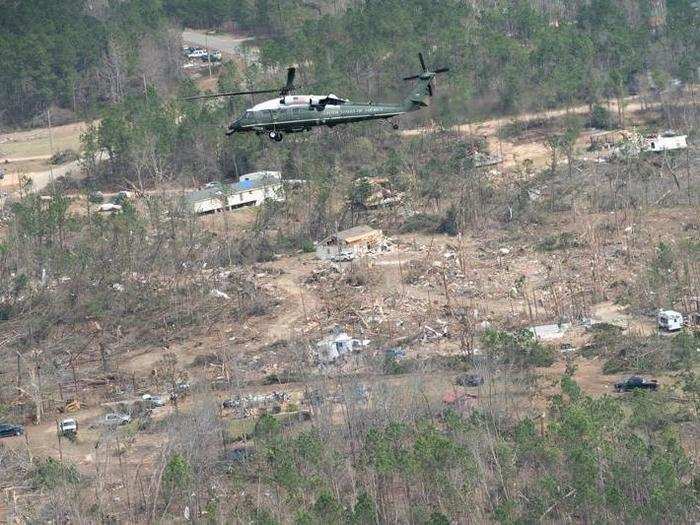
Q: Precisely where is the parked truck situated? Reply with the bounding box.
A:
[614,376,659,392]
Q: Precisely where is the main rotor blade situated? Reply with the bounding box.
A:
[418,52,426,72]
[184,89,279,100]
[434,67,450,74]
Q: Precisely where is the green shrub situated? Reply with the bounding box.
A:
[301,239,315,253]
[399,213,441,233]
[482,328,555,368]
[32,457,80,489]
[50,149,79,165]
[589,105,615,130]
[162,453,191,497]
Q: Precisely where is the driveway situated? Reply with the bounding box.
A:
[182,29,259,63]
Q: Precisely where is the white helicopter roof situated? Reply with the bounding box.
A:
[250,94,347,112]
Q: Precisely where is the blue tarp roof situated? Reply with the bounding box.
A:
[184,177,275,204]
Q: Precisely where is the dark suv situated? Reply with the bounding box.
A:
[614,376,658,392]
[0,423,24,438]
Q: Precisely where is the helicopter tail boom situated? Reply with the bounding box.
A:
[401,52,449,111]
[402,74,435,111]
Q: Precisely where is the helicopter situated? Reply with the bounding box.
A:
[186,53,448,142]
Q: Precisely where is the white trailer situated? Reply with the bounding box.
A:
[643,134,687,152]
[657,310,683,331]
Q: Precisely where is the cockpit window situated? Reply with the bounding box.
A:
[244,111,253,119]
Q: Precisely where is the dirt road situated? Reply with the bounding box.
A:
[0,121,88,193]
[402,96,656,170]
[182,29,259,63]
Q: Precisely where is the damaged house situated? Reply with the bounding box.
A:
[185,171,284,214]
[351,177,404,209]
[316,331,370,363]
[316,225,384,261]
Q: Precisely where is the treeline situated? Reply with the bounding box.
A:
[257,0,699,121]
[163,0,319,33]
[150,0,700,120]
[2,1,698,127]
[0,0,172,127]
[13,375,699,522]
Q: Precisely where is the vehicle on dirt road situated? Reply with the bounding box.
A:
[104,413,132,426]
[58,418,78,438]
[141,394,167,407]
[0,423,24,438]
[614,376,659,392]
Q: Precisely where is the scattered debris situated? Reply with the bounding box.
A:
[471,151,503,167]
[98,203,122,213]
[63,399,81,413]
[222,391,291,416]
[210,289,231,300]
[351,177,404,209]
[315,330,370,363]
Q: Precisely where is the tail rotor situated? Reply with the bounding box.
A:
[402,52,449,96]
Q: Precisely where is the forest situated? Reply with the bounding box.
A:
[2,0,698,128]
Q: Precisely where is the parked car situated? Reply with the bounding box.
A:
[142,394,166,407]
[455,374,485,387]
[614,376,659,392]
[104,413,132,426]
[187,48,208,59]
[58,418,78,438]
[0,423,24,438]
[88,191,104,204]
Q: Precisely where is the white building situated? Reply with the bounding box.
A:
[185,172,284,214]
[529,323,572,341]
[643,134,687,152]
[658,310,683,331]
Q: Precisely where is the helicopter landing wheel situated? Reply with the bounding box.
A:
[268,131,283,142]
[392,123,399,130]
